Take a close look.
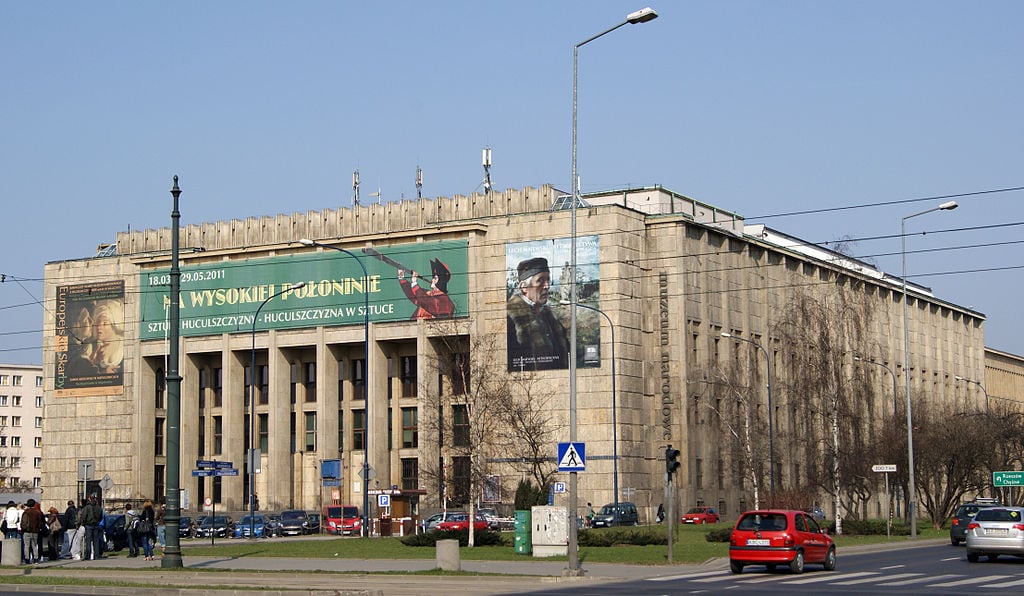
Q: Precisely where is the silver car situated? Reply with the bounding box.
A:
[965,506,1024,562]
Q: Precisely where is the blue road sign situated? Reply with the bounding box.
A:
[557,442,586,471]
[191,469,216,477]
[215,468,239,477]
[196,460,234,469]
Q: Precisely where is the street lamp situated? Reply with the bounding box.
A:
[854,357,898,417]
[249,282,306,539]
[568,6,657,574]
[299,238,371,537]
[955,375,989,412]
[901,200,957,538]
[563,301,619,519]
[721,333,774,499]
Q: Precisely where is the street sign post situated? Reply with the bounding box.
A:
[872,464,897,538]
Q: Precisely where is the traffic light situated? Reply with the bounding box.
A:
[665,445,681,476]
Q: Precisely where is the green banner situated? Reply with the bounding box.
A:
[139,240,468,340]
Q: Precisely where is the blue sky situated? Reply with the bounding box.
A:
[2,1,1022,365]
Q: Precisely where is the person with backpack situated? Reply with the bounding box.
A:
[124,503,139,558]
[79,495,103,561]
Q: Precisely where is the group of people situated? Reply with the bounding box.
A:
[1,495,160,564]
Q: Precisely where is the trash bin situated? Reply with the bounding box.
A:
[379,516,392,537]
[514,509,531,554]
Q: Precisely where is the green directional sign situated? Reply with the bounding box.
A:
[993,471,1024,487]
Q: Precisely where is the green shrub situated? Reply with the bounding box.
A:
[825,518,910,536]
[705,528,733,543]
[578,527,667,547]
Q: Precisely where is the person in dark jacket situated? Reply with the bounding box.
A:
[139,500,157,560]
[507,257,569,371]
[61,500,77,559]
[79,495,103,561]
[20,499,44,564]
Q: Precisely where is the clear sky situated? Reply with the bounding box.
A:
[2,1,1022,367]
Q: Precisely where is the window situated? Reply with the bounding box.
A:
[401,407,418,448]
[0,437,6,447]
[33,457,41,468]
[0,396,7,407]
[400,356,417,398]
[448,353,470,395]
[452,405,469,447]
[0,457,6,467]
[155,418,165,456]
[11,457,21,467]
[12,375,22,386]
[156,368,165,409]
[213,367,223,408]
[305,412,316,452]
[213,416,223,454]
[33,477,41,488]
[401,458,419,490]
[290,412,297,452]
[695,458,704,489]
[33,437,41,448]
[11,437,20,447]
[258,413,269,452]
[35,396,42,408]
[452,456,471,504]
[154,465,165,503]
[259,365,269,405]
[34,417,42,428]
[0,375,6,385]
[0,416,7,426]
[11,396,21,407]
[198,369,208,409]
[198,416,205,456]
[353,410,366,450]
[35,376,43,388]
[337,409,344,452]
[10,416,19,427]
[352,360,366,400]
[305,362,316,403]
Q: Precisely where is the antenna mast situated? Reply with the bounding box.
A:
[482,147,493,193]
[352,170,360,206]
[416,165,423,199]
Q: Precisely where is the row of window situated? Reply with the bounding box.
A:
[0,416,42,428]
[0,456,42,468]
[0,375,43,387]
[0,477,42,489]
[0,395,43,407]
[0,436,34,448]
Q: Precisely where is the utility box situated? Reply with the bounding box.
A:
[531,505,568,557]
[514,510,532,554]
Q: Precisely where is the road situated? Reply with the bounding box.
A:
[506,543,1024,595]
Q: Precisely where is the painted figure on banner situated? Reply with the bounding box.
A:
[507,257,570,371]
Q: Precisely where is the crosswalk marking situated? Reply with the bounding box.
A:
[985,577,1024,588]
[929,574,1012,587]
[878,573,960,586]
[780,571,860,585]
[835,572,919,585]
[647,570,725,582]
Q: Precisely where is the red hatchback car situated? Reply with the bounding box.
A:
[682,506,720,525]
[729,509,836,574]
[434,512,490,532]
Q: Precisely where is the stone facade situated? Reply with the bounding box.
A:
[40,184,1007,521]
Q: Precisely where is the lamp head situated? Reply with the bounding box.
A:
[298,238,315,246]
[626,7,658,24]
[290,282,307,290]
[938,201,958,211]
[720,332,731,338]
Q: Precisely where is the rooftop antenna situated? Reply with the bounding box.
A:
[416,165,423,199]
[370,183,382,205]
[352,169,360,206]
[482,147,493,193]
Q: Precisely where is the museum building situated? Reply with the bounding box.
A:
[41,184,990,521]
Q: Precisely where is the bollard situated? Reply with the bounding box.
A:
[435,538,460,571]
[1,538,22,566]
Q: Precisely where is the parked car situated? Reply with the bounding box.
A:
[682,506,720,525]
[279,510,309,536]
[324,505,361,536]
[264,514,283,537]
[233,514,267,538]
[424,512,446,531]
[965,506,1024,562]
[435,512,489,532]
[178,516,195,539]
[729,510,835,574]
[103,514,129,552]
[951,498,1001,545]
[591,502,639,528]
[805,506,826,521]
[304,512,321,534]
[195,515,233,538]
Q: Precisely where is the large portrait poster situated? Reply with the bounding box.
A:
[138,240,468,340]
[54,280,125,397]
[505,236,600,372]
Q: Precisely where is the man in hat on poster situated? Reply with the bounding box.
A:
[507,256,570,370]
[398,258,455,319]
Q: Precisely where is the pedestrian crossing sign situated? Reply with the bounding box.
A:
[558,442,586,471]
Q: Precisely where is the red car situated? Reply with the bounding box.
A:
[434,512,490,532]
[682,506,720,524]
[729,509,836,574]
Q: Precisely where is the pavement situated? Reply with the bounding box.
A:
[0,538,948,595]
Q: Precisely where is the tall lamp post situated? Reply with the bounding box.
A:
[721,333,774,499]
[955,376,989,413]
[249,282,306,539]
[163,176,183,568]
[566,302,619,519]
[854,357,898,417]
[299,238,371,537]
[569,6,657,574]
[901,200,958,538]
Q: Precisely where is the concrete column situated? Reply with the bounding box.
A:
[435,539,460,571]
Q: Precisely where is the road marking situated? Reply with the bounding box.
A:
[940,556,960,561]
[835,572,919,585]
[930,575,1011,587]
[647,570,725,582]
[736,574,795,584]
[781,572,867,584]
[985,578,1024,588]
[879,573,961,586]
[879,564,905,570]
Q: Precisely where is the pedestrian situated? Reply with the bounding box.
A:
[79,494,103,561]
[61,500,78,559]
[124,502,139,557]
[585,503,595,528]
[139,500,157,560]
[2,501,20,539]
[20,498,44,564]
[45,506,63,561]
[656,503,666,524]
[155,503,166,555]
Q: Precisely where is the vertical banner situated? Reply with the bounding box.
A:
[54,280,126,397]
[505,236,600,371]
